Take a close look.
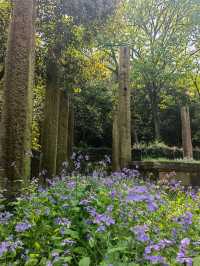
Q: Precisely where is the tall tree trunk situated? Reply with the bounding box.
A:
[68,96,74,158]
[0,66,4,82]
[181,105,193,159]
[118,47,132,168]
[152,103,161,141]
[0,0,35,198]
[56,90,70,173]
[112,106,120,171]
[41,59,60,178]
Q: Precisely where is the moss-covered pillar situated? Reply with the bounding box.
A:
[68,95,74,158]
[181,105,193,159]
[56,90,70,174]
[118,46,132,169]
[112,106,120,171]
[41,58,60,178]
[0,0,35,198]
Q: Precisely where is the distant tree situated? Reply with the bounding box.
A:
[38,0,119,177]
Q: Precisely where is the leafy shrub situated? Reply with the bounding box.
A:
[133,142,200,161]
[1,162,200,265]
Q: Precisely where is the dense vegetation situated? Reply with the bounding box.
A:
[1,158,200,265]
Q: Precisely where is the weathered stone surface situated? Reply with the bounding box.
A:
[131,161,200,186]
[0,0,35,198]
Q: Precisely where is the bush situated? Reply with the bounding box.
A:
[1,165,200,265]
[133,142,200,161]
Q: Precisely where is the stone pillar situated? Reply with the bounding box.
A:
[0,0,35,198]
[118,46,132,168]
[181,105,193,159]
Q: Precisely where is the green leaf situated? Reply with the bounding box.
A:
[79,257,91,266]
[34,242,41,250]
[194,256,200,266]
[107,246,126,254]
[63,229,79,239]
[25,258,38,266]
[62,257,72,263]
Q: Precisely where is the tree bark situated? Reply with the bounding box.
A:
[0,0,35,198]
[181,105,193,159]
[68,96,74,158]
[56,90,70,173]
[112,106,120,171]
[41,59,60,178]
[118,47,132,169]
[0,66,4,81]
[152,102,161,141]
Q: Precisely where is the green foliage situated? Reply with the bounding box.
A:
[32,80,45,150]
[1,0,200,150]
[0,0,10,66]
[1,167,200,265]
[74,81,113,148]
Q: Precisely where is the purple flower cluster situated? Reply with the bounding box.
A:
[126,185,158,212]
[145,255,166,265]
[86,205,115,231]
[176,238,192,266]
[94,213,115,226]
[174,211,193,230]
[62,239,76,246]
[145,239,173,255]
[0,241,10,256]
[15,221,32,233]
[0,211,13,224]
[132,225,149,242]
[0,240,23,257]
[55,217,71,227]
[111,168,139,180]
[79,199,91,206]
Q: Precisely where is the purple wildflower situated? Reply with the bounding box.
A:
[15,221,32,233]
[96,225,106,232]
[173,212,193,231]
[147,202,158,212]
[55,217,71,227]
[51,251,59,257]
[133,225,149,242]
[106,205,113,212]
[85,206,97,217]
[94,214,115,226]
[126,194,147,202]
[109,190,117,198]
[0,211,13,224]
[145,255,165,264]
[145,239,173,255]
[176,238,192,266]
[60,195,70,201]
[67,181,76,189]
[62,239,75,246]
[0,241,10,256]
[80,199,91,206]
[181,238,190,248]
[0,240,22,257]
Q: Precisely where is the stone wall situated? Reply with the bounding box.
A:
[131,161,200,186]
